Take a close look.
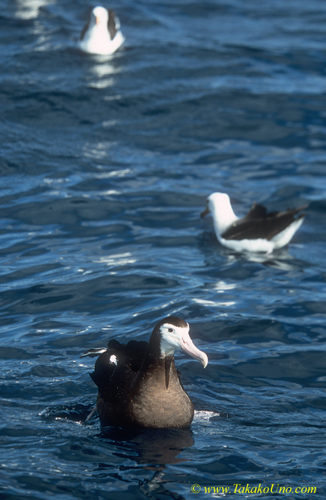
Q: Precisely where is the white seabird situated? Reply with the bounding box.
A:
[78,6,125,56]
[201,192,307,253]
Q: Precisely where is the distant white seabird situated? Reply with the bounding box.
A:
[201,192,306,253]
[78,6,125,56]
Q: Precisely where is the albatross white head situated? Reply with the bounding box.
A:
[201,192,239,238]
[157,318,208,368]
[84,6,110,35]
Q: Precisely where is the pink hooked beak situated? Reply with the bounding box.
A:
[179,328,208,368]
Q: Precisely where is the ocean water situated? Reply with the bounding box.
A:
[1,0,326,499]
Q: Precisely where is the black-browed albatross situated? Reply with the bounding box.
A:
[78,6,125,55]
[201,192,306,253]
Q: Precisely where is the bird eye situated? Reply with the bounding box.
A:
[168,328,173,333]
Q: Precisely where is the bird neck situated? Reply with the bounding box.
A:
[212,203,238,236]
[141,351,176,390]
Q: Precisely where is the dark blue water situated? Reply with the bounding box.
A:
[1,0,326,498]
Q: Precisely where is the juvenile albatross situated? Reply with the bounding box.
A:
[78,6,125,55]
[82,316,208,428]
[201,192,306,253]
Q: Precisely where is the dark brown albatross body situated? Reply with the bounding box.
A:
[88,316,208,429]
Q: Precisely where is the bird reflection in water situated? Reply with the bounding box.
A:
[99,425,194,466]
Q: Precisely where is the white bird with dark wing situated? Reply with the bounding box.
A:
[201,192,307,253]
[78,6,125,56]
